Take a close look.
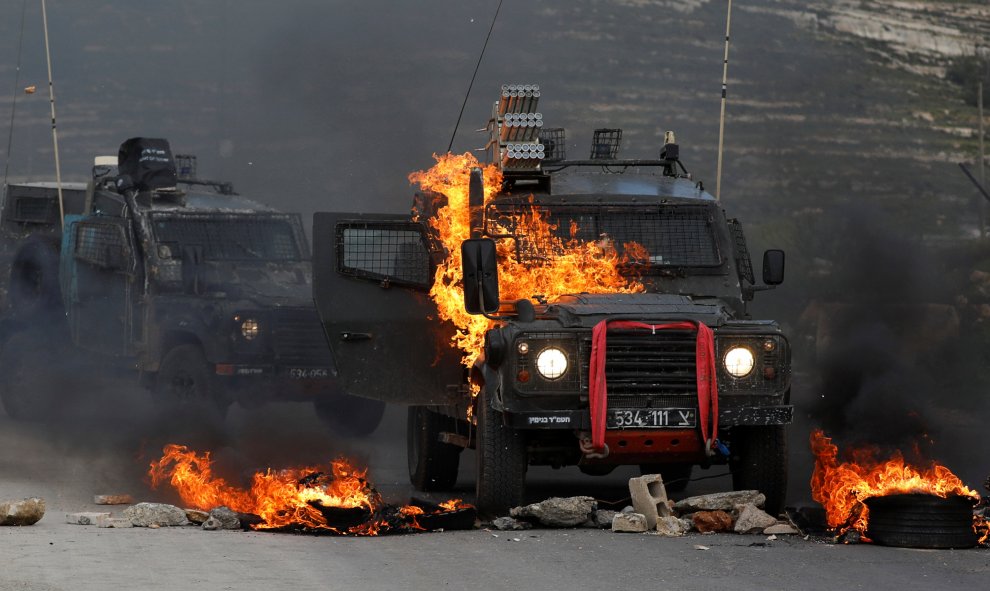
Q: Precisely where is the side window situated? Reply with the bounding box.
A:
[74,222,130,270]
[335,222,431,289]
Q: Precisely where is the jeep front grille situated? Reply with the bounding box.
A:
[272,307,332,365]
[601,329,698,406]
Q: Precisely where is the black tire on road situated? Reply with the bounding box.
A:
[153,344,228,420]
[407,406,462,491]
[475,388,527,516]
[731,425,788,516]
[864,494,978,549]
[0,330,63,421]
[315,391,386,437]
[639,463,693,493]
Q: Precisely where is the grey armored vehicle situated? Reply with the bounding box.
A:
[0,138,383,434]
[313,88,791,513]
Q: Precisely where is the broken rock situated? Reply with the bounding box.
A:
[66,512,111,525]
[492,516,532,531]
[692,510,734,533]
[93,494,134,506]
[123,503,189,527]
[207,507,241,530]
[185,509,210,525]
[0,498,46,526]
[733,504,778,534]
[611,512,648,533]
[510,496,596,527]
[655,515,687,537]
[674,491,765,514]
[96,515,134,529]
[593,510,618,529]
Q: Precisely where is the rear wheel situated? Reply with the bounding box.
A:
[407,406,461,491]
[639,463,693,493]
[475,389,527,516]
[315,391,386,437]
[731,425,788,516]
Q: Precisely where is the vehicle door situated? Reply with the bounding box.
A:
[62,217,137,356]
[312,212,462,405]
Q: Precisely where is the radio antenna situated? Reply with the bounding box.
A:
[715,0,733,201]
[41,0,65,228]
[447,0,504,154]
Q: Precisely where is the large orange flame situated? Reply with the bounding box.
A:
[149,444,469,535]
[810,429,983,540]
[409,152,645,369]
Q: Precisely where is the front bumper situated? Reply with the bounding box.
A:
[213,363,334,402]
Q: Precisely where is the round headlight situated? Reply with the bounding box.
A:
[724,346,755,377]
[535,347,568,380]
[240,318,260,341]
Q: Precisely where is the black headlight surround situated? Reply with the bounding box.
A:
[716,334,790,394]
[511,332,582,393]
[231,310,271,353]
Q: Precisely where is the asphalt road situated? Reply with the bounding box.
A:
[0,393,987,591]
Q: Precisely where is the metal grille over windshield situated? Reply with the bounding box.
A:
[152,215,302,261]
[485,203,721,269]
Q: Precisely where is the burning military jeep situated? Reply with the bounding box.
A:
[314,86,792,513]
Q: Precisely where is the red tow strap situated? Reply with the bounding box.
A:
[588,320,718,453]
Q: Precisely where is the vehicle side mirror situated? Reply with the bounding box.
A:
[461,238,499,315]
[763,249,785,286]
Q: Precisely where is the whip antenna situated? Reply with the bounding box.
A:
[715,0,733,201]
[447,0,504,153]
[41,0,65,228]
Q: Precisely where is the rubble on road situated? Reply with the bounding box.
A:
[612,512,648,532]
[673,491,765,513]
[629,474,672,529]
[123,503,189,527]
[733,504,778,534]
[0,498,45,526]
[691,510,734,533]
[655,515,687,537]
[763,523,800,535]
[202,507,241,531]
[185,509,210,525]
[492,516,532,531]
[93,495,134,506]
[96,515,133,529]
[510,496,597,527]
[66,512,111,525]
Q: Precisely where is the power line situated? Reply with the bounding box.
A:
[447,0,504,154]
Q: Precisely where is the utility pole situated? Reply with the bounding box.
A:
[980,81,986,238]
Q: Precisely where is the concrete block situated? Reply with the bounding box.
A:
[628,474,671,529]
[611,512,648,533]
[66,512,111,525]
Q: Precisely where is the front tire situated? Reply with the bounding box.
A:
[407,406,461,491]
[475,388,527,515]
[731,425,788,516]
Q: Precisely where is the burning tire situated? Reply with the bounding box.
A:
[153,344,228,420]
[639,463,692,493]
[475,388,527,515]
[864,494,979,549]
[0,330,62,420]
[730,425,787,516]
[407,406,461,491]
[315,391,386,437]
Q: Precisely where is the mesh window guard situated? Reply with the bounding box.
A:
[335,222,431,289]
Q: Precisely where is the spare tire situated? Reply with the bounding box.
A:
[864,494,978,549]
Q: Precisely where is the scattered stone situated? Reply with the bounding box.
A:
[185,509,210,525]
[763,523,801,535]
[673,491,765,514]
[733,504,778,534]
[679,517,695,532]
[492,516,532,531]
[0,498,46,526]
[611,512,648,533]
[123,503,189,527]
[202,517,221,531]
[692,510,734,533]
[207,507,241,530]
[93,494,134,506]
[592,510,618,529]
[655,515,687,537]
[96,515,133,529]
[510,496,596,527]
[694,544,710,551]
[621,505,635,513]
[66,512,111,525]
[766,534,778,541]
[629,474,671,529]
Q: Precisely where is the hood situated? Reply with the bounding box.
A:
[546,292,731,329]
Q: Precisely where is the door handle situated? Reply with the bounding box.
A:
[340,332,372,342]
